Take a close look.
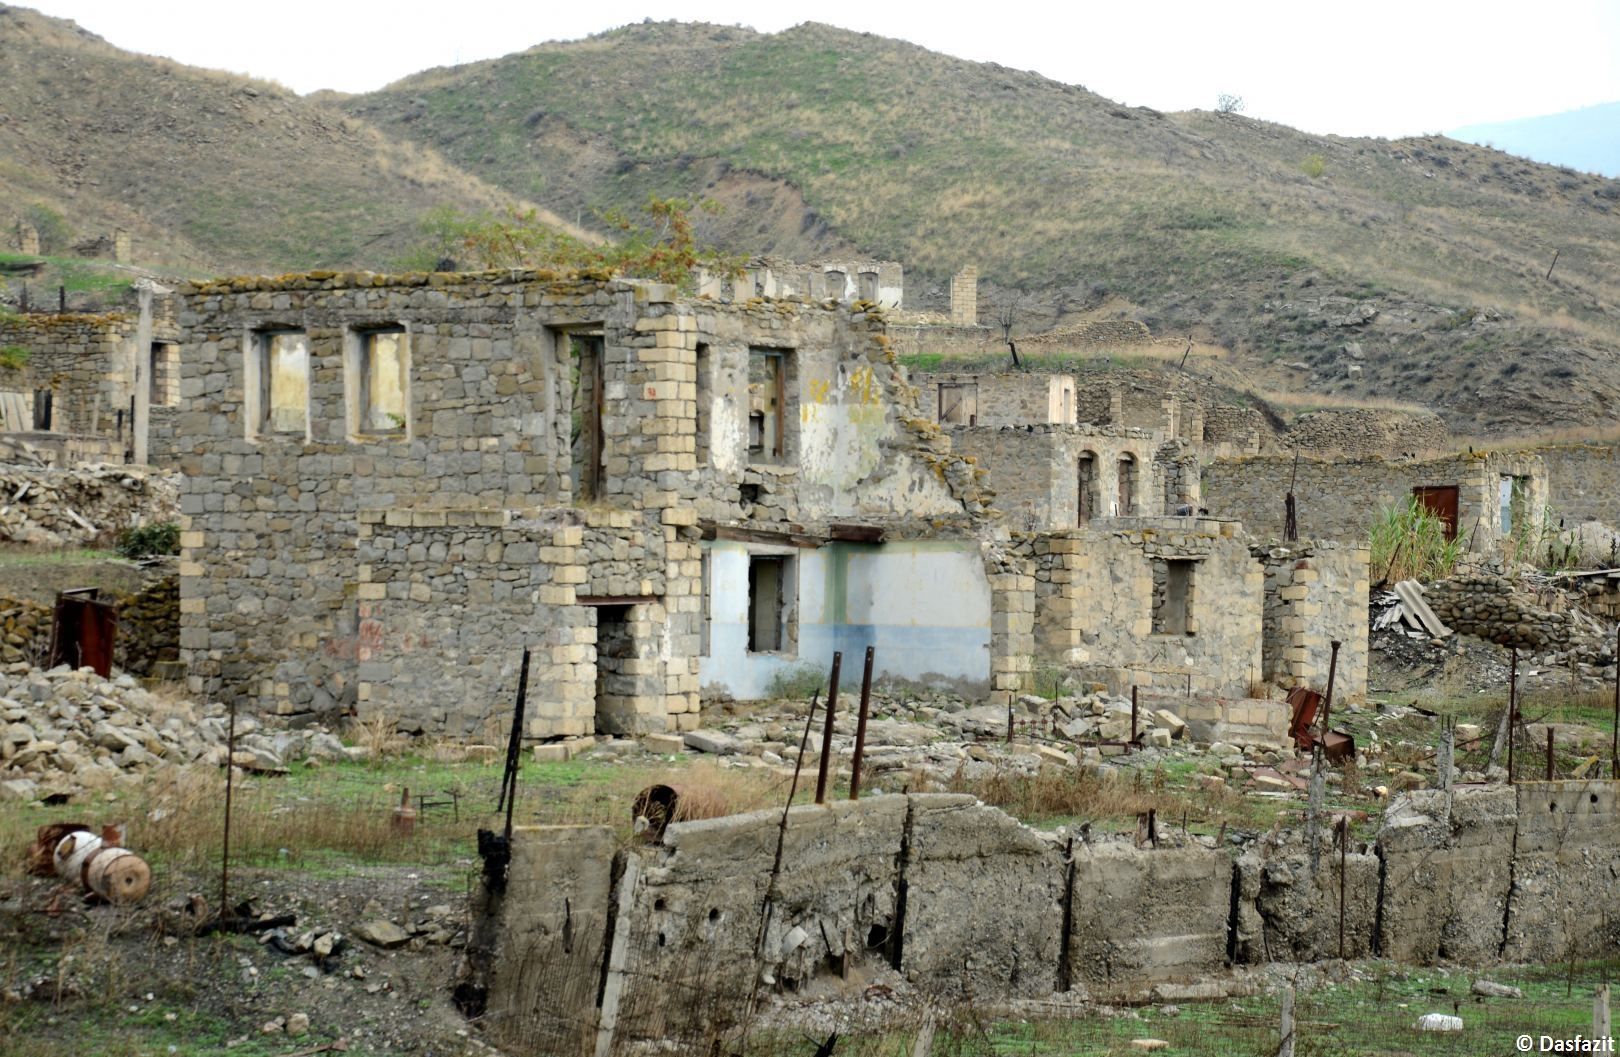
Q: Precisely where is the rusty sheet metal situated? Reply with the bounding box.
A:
[48,587,117,677]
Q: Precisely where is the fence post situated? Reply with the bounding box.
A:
[1595,984,1611,1045]
[1278,986,1295,1057]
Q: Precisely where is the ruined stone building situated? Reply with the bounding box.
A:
[172,269,1017,740]
[697,257,903,309]
[0,282,178,466]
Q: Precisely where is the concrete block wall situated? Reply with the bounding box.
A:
[467,782,1620,1049]
[1255,542,1370,702]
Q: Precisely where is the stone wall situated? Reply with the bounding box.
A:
[1021,519,1264,698]
[1202,450,1548,553]
[468,782,1620,1049]
[0,303,180,466]
[951,425,1166,531]
[1539,442,1620,527]
[1283,407,1450,457]
[175,269,989,735]
[910,370,1074,427]
[1255,542,1370,702]
[697,257,903,310]
[1425,575,1603,661]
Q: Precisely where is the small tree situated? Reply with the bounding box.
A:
[1216,93,1245,115]
[22,203,70,255]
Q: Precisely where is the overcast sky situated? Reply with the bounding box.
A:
[25,1,1620,138]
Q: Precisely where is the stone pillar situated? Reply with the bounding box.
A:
[113,228,131,264]
[1108,388,1124,425]
[950,266,978,326]
[1162,396,1180,439]
[16,220,38,256]
[1188,405,1205,444]
[988,559,1035,708]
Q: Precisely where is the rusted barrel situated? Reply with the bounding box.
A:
[52,830,151,904]
[631,783,729,843]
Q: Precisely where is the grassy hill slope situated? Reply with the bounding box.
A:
[342,21,1620,435]
[0,4,585,279]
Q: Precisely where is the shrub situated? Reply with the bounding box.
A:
[115,521,180,560]
[1369,497,1465,582]
[22,204,70,255]
[0,345,27,370]
[1300,154,1326,179]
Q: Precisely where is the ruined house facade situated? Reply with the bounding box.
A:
[0,283,178,466]
[696,257,903,310]
[173,270,1008,739]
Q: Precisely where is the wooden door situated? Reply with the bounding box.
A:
[1412,485,1460,541]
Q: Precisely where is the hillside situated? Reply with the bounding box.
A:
[340,21,1620,436]
[1452,101,1620,179]
[0,4,580,282]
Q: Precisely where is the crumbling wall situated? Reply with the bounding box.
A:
[909,370,1075,427]
[0,311,136,436]
[1255,542,1370,701]
[1426,574,1602,660]
[469,783,1620,1052]
[1283,407,1450,457]
[1540,442,1620,528]
[1025,521,1263,698]
[949,425,1165,531]
[1202,450,1548,553]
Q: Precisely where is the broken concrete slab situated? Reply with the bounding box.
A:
[682,730,740,755]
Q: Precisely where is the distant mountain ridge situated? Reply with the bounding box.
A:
[4,9,1620,437]
[1451,102,1620,179]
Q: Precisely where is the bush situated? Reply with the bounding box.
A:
[1369,497,1465,582]
[0,345,27,370]
[1300,154,1326,179]
[115,521,180,560]
[22,204,70,255]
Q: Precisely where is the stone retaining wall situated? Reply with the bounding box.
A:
[467,781,1620,1050]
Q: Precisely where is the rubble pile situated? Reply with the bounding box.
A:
[0,664,356,803]
[0,464,178,546]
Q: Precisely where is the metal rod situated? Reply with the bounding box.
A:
[1547,726,1556,782]
[1612,624,1618,781]
[496,647,531,819]
[1321,640,1342,733]
[1337,817,1347,960]
[219,694,237,921]
[849,647,875,801]
[1509,646,1518,785]
[814,652,842,804]
[1130,685,1139,746]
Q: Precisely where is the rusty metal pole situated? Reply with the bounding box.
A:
[1547,726,1555,782]
[219,694,237,921]
[848,647,875,801]
[1321,640,1342,733]
[814,652,842,804]
[1130,685,1139,746]
[1612,624,1619,780]
[1509,646,1519,785]
[1337,816,1347,960]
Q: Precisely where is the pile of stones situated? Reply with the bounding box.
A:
[0,664,355,803]
[0,464,178,546]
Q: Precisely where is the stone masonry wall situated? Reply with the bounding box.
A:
[1255,542,1370,702]
[910,370,1072,427]
[1426,575,1604,661]
[1202,450,1549,553]
[1539,442,1620,528]
[951,425,1165,531]
[176,269,990,734]
[1022,519,1264,698]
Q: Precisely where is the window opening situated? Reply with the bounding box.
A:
[149,342,179,407]
[858,271,879,302]
[938,382,978,426]
[571,334,605,500]
[823,270,847,300]
[1151,558,1195,635]
[747,555,791,653]
[259,330,308,435]
[1078,452,1097,526]
[747,348,789,463]
[1117,454,1137,516]
[356,329,407,435]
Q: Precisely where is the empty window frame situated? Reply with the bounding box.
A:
[351,328,408,436]
[149,342,179,407]
[694,342,711,468]
[1078,451,1098,526]
[747,554,794,654]
[1117,454,1138,516]
[823,270,847,300]
[570,333,605,501]
[251,329,309,437]
[1499,474,1530,535]
[32,389,52,431]
[747,348,791,463]
[1151,558,1195,635]
[858,271,880,302]
[938,382,978,426]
